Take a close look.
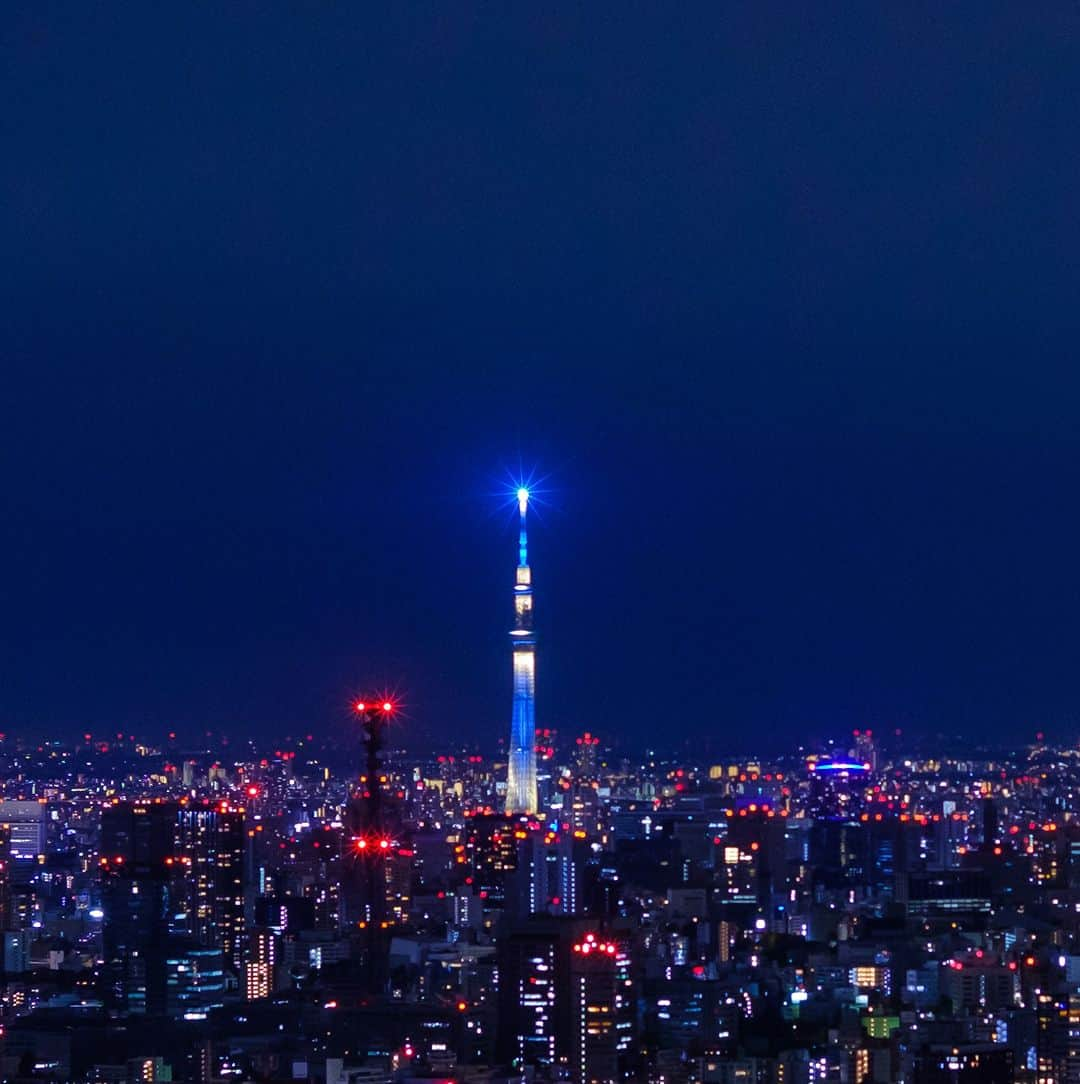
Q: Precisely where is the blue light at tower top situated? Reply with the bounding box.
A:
[517,487,529,566]
[500,466,550,522]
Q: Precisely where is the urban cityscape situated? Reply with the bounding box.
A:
[7,5,1080,1084]
[0,481,1076,1083]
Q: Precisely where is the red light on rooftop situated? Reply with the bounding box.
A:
[247,785,259,797]
[378,838,390,850]
[357,838,368,850]
[355,702,366,713]
[382,701,393,712]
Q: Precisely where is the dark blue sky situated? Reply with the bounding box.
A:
[3,5,1080,749]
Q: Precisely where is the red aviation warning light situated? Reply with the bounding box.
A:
[572,932,617,956]
[356,835,395,853]
[355,698,395,714]
[246,785,259,798]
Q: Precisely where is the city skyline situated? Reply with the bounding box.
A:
[7,7,1080,1081]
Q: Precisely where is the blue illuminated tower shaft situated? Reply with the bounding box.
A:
[506,489,538,814]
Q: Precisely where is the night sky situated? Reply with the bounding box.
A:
[4,6,1080,750]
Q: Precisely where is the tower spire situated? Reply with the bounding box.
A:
[506,487,538,814]
[518,487,529,567]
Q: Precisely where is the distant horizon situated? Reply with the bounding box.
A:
[0,721,1067,762]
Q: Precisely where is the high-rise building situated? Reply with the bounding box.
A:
[505,487,538,814]
[174,805,246,971]
[462,813,518,909]
[573,733,601,782]
[164,945,227,1019]
[852,729,877,773]
[101,801,246,1013]
[940,956,1019,1013]
[511,829,579,917]
[1037,991,1069,1084]
[0,800,46,861]
[101,801,179,1014]
[497,916,633,1084]
[244,925,279,1001]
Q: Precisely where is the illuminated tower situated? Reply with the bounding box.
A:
[506,487,539,814]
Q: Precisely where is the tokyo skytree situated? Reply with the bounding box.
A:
[505,486,538,814]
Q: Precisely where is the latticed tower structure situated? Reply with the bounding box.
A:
[506,487,538,814]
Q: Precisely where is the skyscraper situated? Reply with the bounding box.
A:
[496,916,630,1084]
[505,487,538,814]
[101,801,178,1014]
[174,805,246,972]
[101,800,247,1014]
[0,801,46,861]
[244,925,278,1001]
[510,829,579,917]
